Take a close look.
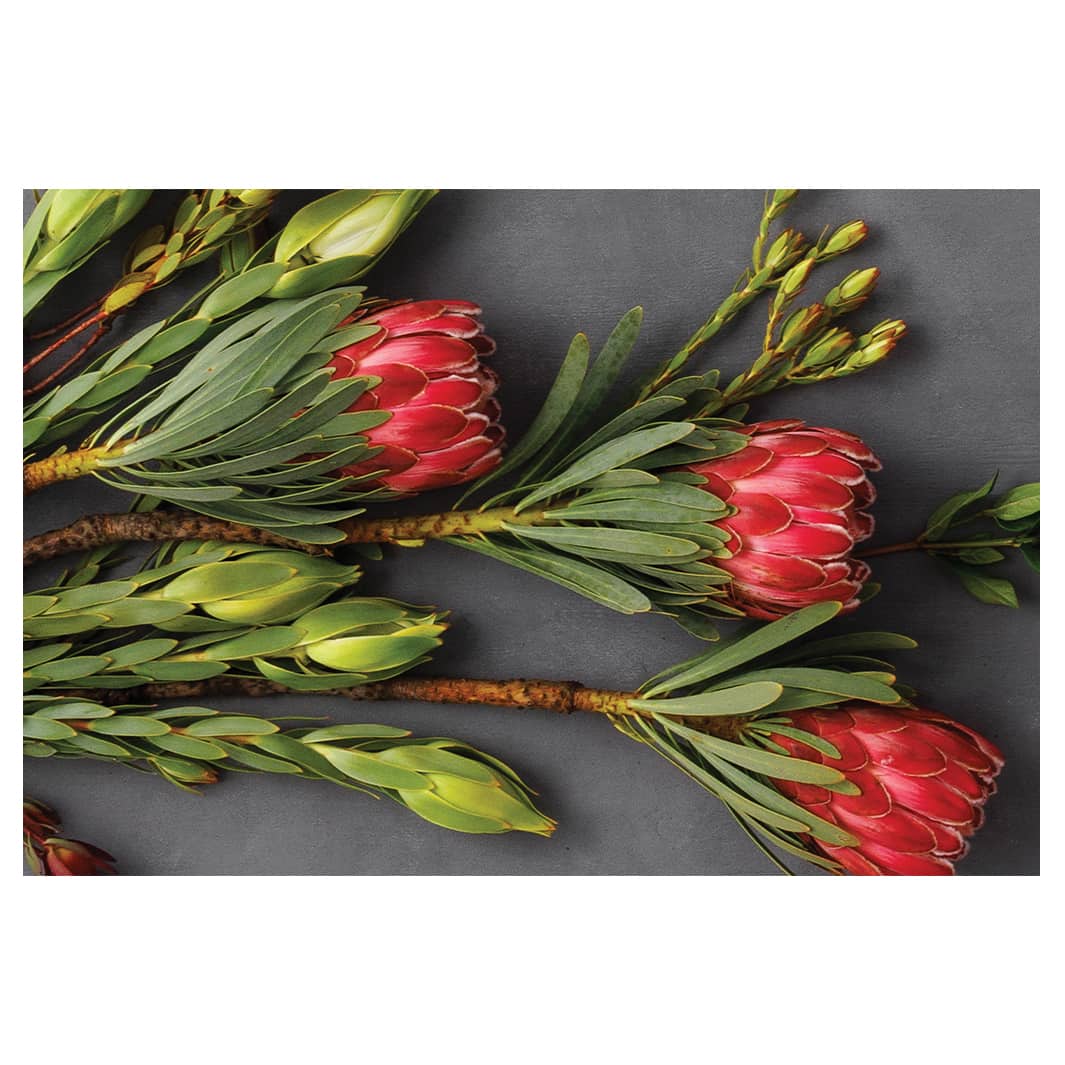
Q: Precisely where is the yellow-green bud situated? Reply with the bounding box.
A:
[779,303,828,351]
[778,257,815,299]
[818,220,868,259]
[764,228,807,271]
[801,327,855,368]
[825,267,880,315]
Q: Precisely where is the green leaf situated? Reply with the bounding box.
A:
[198,262,288,318]
[923,475,997,541]
[299,724,411,742]
[986,482,1039,522]
[23,716,78,741]
[160,561,297,603]
[151,733,228,759]
[948,562,1019,607]
[310,744,428,790]
[185,716,280,736]
[132,661,230,681]
[720,667,900,704]
[956,547,1006,565]
[515,422,696,512]
[1021,542,1039,572]
[630,681,783,716]
[27,655,111,683]
[375,745,498,783]
[193,626,301,661]
[303,634,440,673]
[505,523,702,561]
[88,716,172,736]
[447,537,652,614]
[641,602,843,697]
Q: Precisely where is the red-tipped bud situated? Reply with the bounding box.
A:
[825,267,880,315]
[685,420,880,619]
[40,837,118,876]
[768,703,1004,875]
[327,300,504,493]
[819,220,868,259]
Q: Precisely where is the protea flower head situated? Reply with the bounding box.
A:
[23,798,117,876]
[768,704,1004,875]
[327,299,504,493]
[687,418,880,619]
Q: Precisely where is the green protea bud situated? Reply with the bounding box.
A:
[768,188,799,217]
[778,303,828,352]
[825,267,880,315]
[383,741,557,835]
[269,189,437,299]
[24,189,152,316]
[817,220,868,259]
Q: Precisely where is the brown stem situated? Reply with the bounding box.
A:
[26,297,104,340]
[23,319,112,399]
[73,675,642,719]
[23,506,546,562]
[22,310,108,375]
[857,536,1033,559]
[23,511,331,566]
[856,540,922,559]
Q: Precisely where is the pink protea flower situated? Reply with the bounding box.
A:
[769,704,1004,875]
[327,299,504,493]
[687,418,880,619]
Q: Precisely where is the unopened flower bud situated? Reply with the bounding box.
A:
[778,257,815,299]
[779,303,828,351]
[819,220,868,259]
[270,189,436,299]
[825,267,880,315]
[764,228,806,271]
[767,188,799,221]
[801,327,855,368]
[849,318,907,368]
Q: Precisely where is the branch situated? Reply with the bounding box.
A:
[23,511,331,566]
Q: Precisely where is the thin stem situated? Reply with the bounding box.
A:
[26,297,104,340]
[23,319,112,399]
[857,536,1036,559]
[22,310,108,375]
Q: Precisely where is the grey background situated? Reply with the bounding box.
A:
[23,190,1039,875]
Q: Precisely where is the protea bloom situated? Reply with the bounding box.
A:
[23,799,117,876]
[688,418,879,619]
[327,299,504,493]
[769,704,1004,875]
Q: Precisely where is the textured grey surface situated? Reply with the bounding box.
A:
[23,190,1039,875]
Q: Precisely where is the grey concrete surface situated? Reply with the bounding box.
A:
[23,190,1039,875]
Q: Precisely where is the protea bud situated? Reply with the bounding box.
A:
[687,419,880,619]
[270,190,437,299]
[767,704,1004,875]
[24,189,152,316]
[326,299,504,493]
[824,267,880,315]
[23,798,117,875]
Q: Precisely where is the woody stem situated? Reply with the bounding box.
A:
[73,675,644,719]
[23,506,549,563]
[857,536,1037,559]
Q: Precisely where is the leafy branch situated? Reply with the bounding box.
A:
[859,476,1039,606]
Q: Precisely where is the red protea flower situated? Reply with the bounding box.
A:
[687,418,879,619]
[326,299,504,493]
[768,704,1004,875]
[23,798,117,876]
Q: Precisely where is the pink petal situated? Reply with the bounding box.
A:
[367,405,468,450]
[407,375,487,410]
[359,336,479,374]
[742,521,855,560]
[726,492,793,537]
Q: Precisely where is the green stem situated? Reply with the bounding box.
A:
[339,505,548,543]
[23,445,114,494]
